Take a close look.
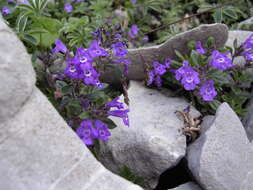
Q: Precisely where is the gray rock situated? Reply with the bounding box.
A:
[242,95,253,141]
[0,16,36,122]
[187,103,253,190]
[238,17,253,29]
[168,182,202,190]
[0,87,143,190]
[101,24,228,83]
[96,81,200,189]
[226,30,252,48]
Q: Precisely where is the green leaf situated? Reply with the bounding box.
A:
[208,100,222,111]
[79,112,91,120]
[223,7,238,20]
[23,34,38,45]
[101,118,117,129]
[190,50,199,66]
[213,8,223,23]
[175,50,185,61]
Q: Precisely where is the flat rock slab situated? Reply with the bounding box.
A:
[96,81,200,189]
[187,103,253,190]
[101,24,228,83]
[168,182,202,190]
[0,88,143,190]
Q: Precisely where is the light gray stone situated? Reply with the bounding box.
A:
[168,182,202,190]
[101,24,228,83]
[242,95,253,141]
[96,81,200,189]
[238,17,253,29]
[0,88,143,190]
[0,16,36,122]
[187,103,253,190]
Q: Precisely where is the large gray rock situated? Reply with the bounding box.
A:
[187,103,253,190]
[101,24,228,83]
[169,182,202,190]
[0,16,36,122]
[0,16,143,190]
[96,81,200,189]
[0,88,143,190]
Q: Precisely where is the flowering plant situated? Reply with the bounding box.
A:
[147,36,253,116]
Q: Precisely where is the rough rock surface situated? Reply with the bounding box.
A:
[168,182,202,190]
[0,15,143,190]
[238,17,253,28]
[0,15,36,122]
[96,81,200,189]
[101,24,228,83]
[187,103,253,190]
[226,30,252,48]
[242,95,253,141]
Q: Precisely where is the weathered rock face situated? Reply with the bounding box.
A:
[238,17,253,28]
[101,24,229,83]
[0,15,36,122]
[187,103,253,190]
[96,81,200,189]
[0,15,143,190]
[168,182,202,190]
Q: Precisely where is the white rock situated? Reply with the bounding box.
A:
[96,81,200,189]
[187,103,253,190]
[168,182,202,190]
[0,15,36,122]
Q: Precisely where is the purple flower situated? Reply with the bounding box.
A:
[175,61,200,90]
[108,109,129,127]
[75,47,92,64]
[111,42,128,58]
[18,0,29,4]
[142,36,149,43]
[196,41,206,54]
[152,61,167,75]
[147,71,155,85]
[88,40,108,58]
[164,57,172,69]
[105,97,124,109]
[76,120,98,146]
[131,0,137,4]
[52,39,67,54]
[209,50,233,70]
[199,80,217,101]
[95,120,111,142]
[241,50,253,62]
[64,58,81,79]
[154,76,162,87]
[128,25,139,39]
[64,2,73,13]
[1,6,11,15]
[243,34,253,50]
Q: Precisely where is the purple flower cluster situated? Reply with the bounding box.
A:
[147,59,170,87]
[209,50,233,70]
[52,39,108,88]
[241,34,253,63]
[76,119,111,145]
[111,40,131,73]
[175,61,200,90]
[76,97,129,145]
[106,97,129,127]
